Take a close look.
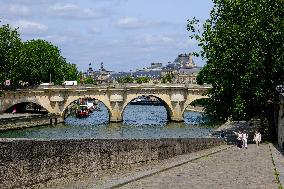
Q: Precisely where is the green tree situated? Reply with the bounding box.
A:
[136,76,150,84]
[117,76,134,83]
[19,39,74,85]
[62,63,79,82]
[0,24,22,85]
[0,24,79,87]
[161,73,174,83]
[188,0,284,123]
[84,76,96,84]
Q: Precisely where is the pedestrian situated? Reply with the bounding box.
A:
[233,131,242,149]
[242,130,248,149]
[253,130,261,147]
[12,106,16,114]
[220,130,225,138]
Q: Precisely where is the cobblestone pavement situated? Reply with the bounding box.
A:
[117,144,279,189]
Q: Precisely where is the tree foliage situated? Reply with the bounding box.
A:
[84,76,96,84]
[0,24,22,85]
[136,76,150,84]
[161,73,174,83]
[188,0,284,121]
[0,24,79,86]
[117,76,134,83]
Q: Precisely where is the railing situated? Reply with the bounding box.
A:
[1,83,212,92]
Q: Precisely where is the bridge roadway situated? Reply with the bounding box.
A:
[0,83,210,122]
[61,143,283,189]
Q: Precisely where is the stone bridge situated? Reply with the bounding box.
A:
[0,84,210,122]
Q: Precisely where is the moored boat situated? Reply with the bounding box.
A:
[130,96,162,106]
[76,105,91,118]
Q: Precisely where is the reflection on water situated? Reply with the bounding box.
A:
[0,103,214,139]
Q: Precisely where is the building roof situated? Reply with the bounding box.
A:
[132,70,161,78]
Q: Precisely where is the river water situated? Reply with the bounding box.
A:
[0,103,215,139]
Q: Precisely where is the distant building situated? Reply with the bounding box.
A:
[82,62,112,84]
[95,52,202,84]
[138,62,163,71]
[95,62,112,84]
[109,72,132,83]
[162,53,201,84]
[175,67,201,84]
[83,63,95,78]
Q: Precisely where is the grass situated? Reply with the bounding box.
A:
[269,145,283,189]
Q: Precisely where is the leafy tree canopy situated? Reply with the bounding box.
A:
[0,24,79,86]
[188,0,284,121]
[0,24,22,85]
[161,73,174,83]
[117,76,134,83]
[84,76,96,84]
[136,76,150,84]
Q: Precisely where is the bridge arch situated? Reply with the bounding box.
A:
[183,95,207,112]
[1,98,51,114]
[122,94,173,121]
[62,95,112,119]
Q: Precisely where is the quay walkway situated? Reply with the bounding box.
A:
[0,113,38,119]
[63,143,283,189]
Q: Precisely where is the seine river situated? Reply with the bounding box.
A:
[0,103,215,139]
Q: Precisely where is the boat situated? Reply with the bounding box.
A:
[130,96,162,106]
[86,100,101,112]
[76,105,91,118]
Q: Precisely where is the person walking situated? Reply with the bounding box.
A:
[233,131,243,149]
[253,131,261,147]
[242,130,248,149]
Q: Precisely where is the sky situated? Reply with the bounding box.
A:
[0,0,213,72]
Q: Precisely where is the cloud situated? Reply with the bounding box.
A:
[6,0,57,4]
[14,20,48,35]
[136,34,175,47]
[116,17,147,29]
[89,26,101,34]
[0,4,31,17]
[47,4,105,19]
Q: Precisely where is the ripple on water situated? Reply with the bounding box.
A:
[0,104,214,139]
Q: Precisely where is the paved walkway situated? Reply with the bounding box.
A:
[59,143,283,189]
[116,144,280,189]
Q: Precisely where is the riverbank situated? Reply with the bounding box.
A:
[0,137,224,189]
[0,113,63,131]
[10,142,282,189]
[185,105,204,113]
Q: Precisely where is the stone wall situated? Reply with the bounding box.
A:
[277,94,284,148]
[0,138,224,189]
[0,114,63,131]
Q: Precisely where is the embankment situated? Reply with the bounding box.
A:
[0,137,224,189]
[0,114,63,131]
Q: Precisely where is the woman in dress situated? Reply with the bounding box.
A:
[253,131,261,147]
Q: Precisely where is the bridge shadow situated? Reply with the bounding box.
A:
[5,102,48,114]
